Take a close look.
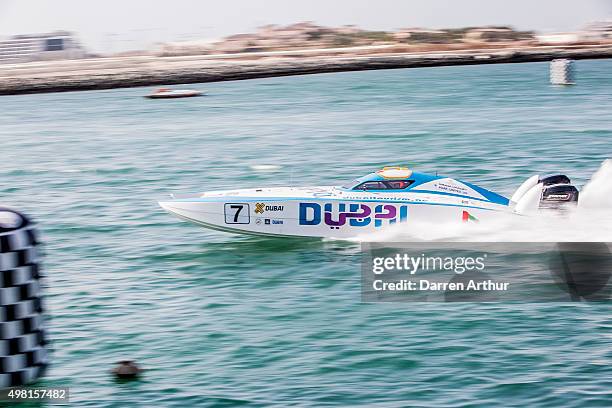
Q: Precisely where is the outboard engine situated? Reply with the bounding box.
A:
[512,174,579,214]
[538,175,579,209]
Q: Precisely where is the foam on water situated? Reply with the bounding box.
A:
[352,160,612,243]
[249,164,282,172]
[579,159,612,209]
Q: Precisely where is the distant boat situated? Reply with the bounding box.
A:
[145,88,203,99]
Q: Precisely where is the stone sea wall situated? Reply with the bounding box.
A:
[1,45,611,95]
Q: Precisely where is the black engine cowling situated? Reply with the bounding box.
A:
[539,175,579,209]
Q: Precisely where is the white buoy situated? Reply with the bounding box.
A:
[0,208,48,388]
[550,59,575,85]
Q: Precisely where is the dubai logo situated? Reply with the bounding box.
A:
[255,203,266,214]
[255,203,284,214]
[299,203,408,229]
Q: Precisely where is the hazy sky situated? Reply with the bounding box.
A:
[0,0,610,53]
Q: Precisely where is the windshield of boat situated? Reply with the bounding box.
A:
[341,179,361,189]
[343,180,414,190]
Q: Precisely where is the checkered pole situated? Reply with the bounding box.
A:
[0,208,48,388]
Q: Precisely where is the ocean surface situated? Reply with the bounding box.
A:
[1,60,611,407]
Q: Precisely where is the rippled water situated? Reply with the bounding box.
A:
[1,60,611,407]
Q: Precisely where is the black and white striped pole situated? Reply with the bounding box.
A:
[0,208,48,388]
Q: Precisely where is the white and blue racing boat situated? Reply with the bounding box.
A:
[159,167,578,238]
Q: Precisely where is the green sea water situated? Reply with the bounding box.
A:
[1,60,611,407]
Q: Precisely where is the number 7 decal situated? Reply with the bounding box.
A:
[224,203,250,224]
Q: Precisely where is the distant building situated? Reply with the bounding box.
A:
[536,33,580,45]
[463,27,534,43]
[335,25,362,35]
[159,22,548,57]
[211,22,329,53]
[155,39,214,56]
[0,31,86,64]
[393,28,450,44]
[212,33,262,53]
[581,21,612,41]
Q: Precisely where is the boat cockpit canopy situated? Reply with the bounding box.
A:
[352,180,414,191]
[342,167,416,191]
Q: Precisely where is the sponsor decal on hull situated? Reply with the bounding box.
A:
[255,203,285,214]
[299,203,408,229]
[256,217,284,226]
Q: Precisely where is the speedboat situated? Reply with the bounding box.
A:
[145,88,203,99]
[159,167,579,238]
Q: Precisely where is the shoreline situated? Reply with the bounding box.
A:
[1,44,612,96]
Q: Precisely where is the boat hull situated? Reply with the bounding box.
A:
[159,197,502,238]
